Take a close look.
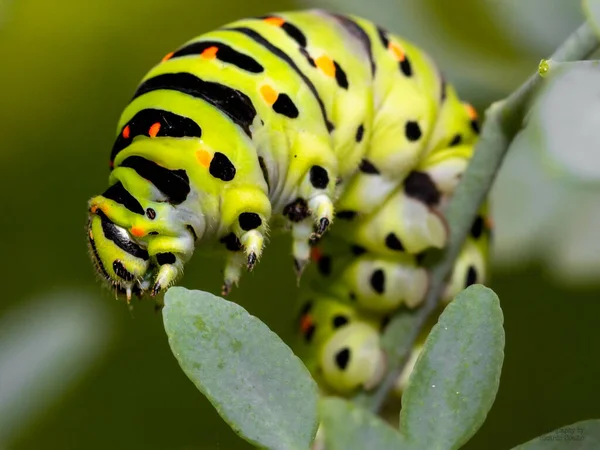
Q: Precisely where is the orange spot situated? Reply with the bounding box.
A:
[260,85,278,105]
[388,42,406,61]
[162,51,174,62]
[310,246,322,262]
[90,205,98,214]
[130,227,145,238]
[201,46,218,59]
[465,104,478,121]
[264,17,285,27]
[149,122,161,138]
[485,217,495,230]
[315,55,335,77]
[122,125,130,139]
[195,149,212,167]
[300,314,313,333]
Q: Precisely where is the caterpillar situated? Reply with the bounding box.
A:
[87,9,491,396]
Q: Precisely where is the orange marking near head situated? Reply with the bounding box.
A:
[122,125,130,139]
[260,85,278,105]
[310,246,322,262]
[149,122,161,138]
[388,42,406,61]
[130,227,145,238]
[201,46,219,59]
[195,149,212,167]
[162,51,174,62]
[264,17,285,27]
[300,314,314,333]
[485,217,495,229]
[90,205,98,214]
[465,104,478,121]
[315,55,335,77]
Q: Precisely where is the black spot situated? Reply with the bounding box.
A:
[404,171,441,207]
[121,156,190,205]
[317,256,332,276]
[333,61,349,89]
[471,119,480,134]
[223,27,333,132]
[299,47,316,66]
[310,165,329,189]
[376,26,389,48]
[370,269,385,294]
[470,216,484,239]
[156,252,176,265]
[110,108,202,165]
[349,292,357,301]
[209,152,236,181]
[272,93,299,118]
[300,301,313,316]
[465,266,478,287]
[359,159,380,174]
[400,57,412,77]
[332,315,349,329]
[350,245,366,256]
[102,182,145,215]
[112,260,135,281]
[283,198,309,222]
[440,77,447,101]
[146,208,156,220]
[133,73,256,137]
[337,210,357,220]
[169,41,264,73]
[331,14,376,76]
[281,21,307,47]
[186,224,198,241]
[305,324,316,343]
[415,251,428,265]
[239,212,262,231]
[220,232,242,251]
[405,121,422,141]
[385,233,404,251]
[258,156,270,190]
[355,124,364,142]
[149,231,159,236]
[449,134,462,147]
[335,348,351,370]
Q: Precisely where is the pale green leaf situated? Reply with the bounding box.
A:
[320,397,406,450]
[399,285,504,450]
[162,287,319,450]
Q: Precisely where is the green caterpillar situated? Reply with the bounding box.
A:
[87,9,491,396]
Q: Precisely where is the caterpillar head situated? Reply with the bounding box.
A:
[87,208,153,300]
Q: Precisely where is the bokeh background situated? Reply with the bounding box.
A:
[1,0,599,449]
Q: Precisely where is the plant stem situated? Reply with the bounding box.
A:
[361,21,600,414]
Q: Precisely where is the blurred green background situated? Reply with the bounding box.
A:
[1,0,599,449]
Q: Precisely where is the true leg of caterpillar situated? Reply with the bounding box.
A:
[292,219,314,279]
[147,232,195,296]
[308,194,334,239]
[222,251,247,296]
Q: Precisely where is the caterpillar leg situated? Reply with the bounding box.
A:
[292,219,314,278]
[147,232,195,296]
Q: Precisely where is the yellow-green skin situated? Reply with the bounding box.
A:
[86,10,491,396]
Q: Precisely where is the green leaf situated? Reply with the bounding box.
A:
[162,287,319,450]
[320,397,406,450]
[513,419,600,449]
[399,285,504,450]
